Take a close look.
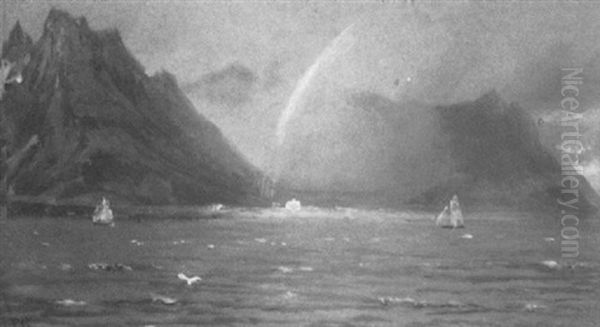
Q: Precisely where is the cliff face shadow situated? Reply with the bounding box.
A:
[0,9,264,208]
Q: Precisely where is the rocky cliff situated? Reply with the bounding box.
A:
[0,9,264,206]
[415,91,600,213]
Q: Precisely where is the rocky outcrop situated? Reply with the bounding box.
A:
[0,9,264,206]
[1,21,33,62]
[413,91,600,213]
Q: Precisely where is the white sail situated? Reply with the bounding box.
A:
[92,197,114,226]
[435,205,450,226]
[436,195,464,228]
[449,194,464,228]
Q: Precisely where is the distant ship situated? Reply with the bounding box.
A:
[435,195,464,228]
[92,197,114,226]
[285,198,301,211]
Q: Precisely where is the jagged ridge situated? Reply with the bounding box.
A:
[0,9,264,206]
[415,90,600,213]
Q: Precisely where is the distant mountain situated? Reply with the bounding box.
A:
[278,88,600,213]
[0,9,265,206]
[2,21,33,62]
[182,63,257,108]
[277,89,446,198]
[536,106,600,195]
[415,91,599,212]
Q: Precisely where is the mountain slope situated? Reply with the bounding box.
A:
[414,91,600,213]
[0,9,264,206]
[277,87,600,213]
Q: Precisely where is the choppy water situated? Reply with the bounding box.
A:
[1,208,599,326]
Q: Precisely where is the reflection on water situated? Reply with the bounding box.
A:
[1,208,599,326]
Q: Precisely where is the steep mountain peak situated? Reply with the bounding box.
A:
[2,20,33,61]
[456,89,506,116]
[476,89,502,104]
[39,9,93,60]
[25,9,144,104]
[43,8,90,35]
[5,20,30,47]
[1,9,265,207]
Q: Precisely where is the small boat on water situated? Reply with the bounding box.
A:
[92,197,114,226]
[285,198,301,211]
[435,194,464,229]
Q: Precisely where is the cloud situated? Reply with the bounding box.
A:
[183,63,257,108]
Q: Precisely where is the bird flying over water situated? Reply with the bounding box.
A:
[177,273,202,286]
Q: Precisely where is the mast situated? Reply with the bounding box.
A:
[2,0,6,51]
[1,0,5,220]
[0,0,6,220]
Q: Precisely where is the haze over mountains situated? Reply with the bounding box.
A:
[276,87,599,212]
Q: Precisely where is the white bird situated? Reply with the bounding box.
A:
[56,299,86,306]
[150,293,177,305]
[541,260,560,269]
[524,302,547,312]
[277,266,294,273]
[177,273,202,286]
